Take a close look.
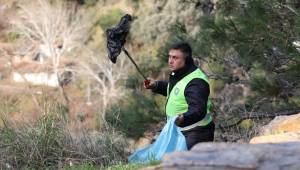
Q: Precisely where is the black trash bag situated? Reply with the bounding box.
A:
[106,14,132,63]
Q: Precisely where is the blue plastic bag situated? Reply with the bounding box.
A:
[128,116,187,163]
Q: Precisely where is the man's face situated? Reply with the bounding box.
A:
[168,49,186,71]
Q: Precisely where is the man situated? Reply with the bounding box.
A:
[144,42,215,150]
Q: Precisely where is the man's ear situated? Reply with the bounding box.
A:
[183,54,188,61]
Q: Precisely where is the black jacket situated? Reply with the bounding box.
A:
[152,64,210,127]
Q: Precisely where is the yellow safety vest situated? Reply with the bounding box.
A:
[166,68,213,130]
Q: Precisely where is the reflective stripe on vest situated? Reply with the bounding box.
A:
[179,113,212,131]
[166,68,213,129]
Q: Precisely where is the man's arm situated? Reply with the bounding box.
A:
[151,81,168,96]
[144,79,168,96]
[180,78,210,127]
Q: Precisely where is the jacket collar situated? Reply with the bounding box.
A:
[170,64,197,80]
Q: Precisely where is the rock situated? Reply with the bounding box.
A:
[250,132,300,144]
[259,113,300,135]
[250,113,300,144]
[162,142,300,170]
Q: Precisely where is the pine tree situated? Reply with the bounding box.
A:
[173,0,300,112]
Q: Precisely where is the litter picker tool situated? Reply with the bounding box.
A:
[106,14,147,80]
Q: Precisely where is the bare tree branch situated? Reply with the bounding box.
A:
[77,51,130,128]
[9,0,91,107]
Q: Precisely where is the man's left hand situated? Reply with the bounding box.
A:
[175,115,184,127]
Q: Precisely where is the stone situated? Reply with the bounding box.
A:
[162,142,300,170]
[250,131,300,144]
[250,113,300,144]
[259,113,300,135]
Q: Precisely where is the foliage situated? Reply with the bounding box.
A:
[106,83,165,139]
[215,109,276,142]
[156,22,189,67]
[161,0,300,112]
[150,0,300,142]
[82,0,100,6]
[63,163,97,170]
[0,111,129,169]
[96,9,125,31]
[2,0,299,161]
[196,0,299,104]
[0,114,65,169]
[103,163,145,170]
[62,161,159,170]
[0,94,20,115]
[126,0,142,9]
[131,0,201,46]
[6,32,19,42]
[78,54,130,128]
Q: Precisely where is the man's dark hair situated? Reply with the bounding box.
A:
[169,42,194,65]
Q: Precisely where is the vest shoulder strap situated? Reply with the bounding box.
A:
[167,68,209,97]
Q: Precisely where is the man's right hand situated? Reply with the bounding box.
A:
[144,78,156,89]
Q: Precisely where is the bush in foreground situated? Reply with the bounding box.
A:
[0,113,129,169]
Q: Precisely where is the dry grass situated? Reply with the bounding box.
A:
[0,112,129,169]
[215,110,272,143]
[0,88,129,169]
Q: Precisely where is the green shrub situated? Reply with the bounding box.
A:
[96,9,125,31]
[0,95,20,115]
[84,0,100,6]
[103,159,160,170]
[0,114,66,169]
[0,112,129,169]
[126,0,142,9]
[104,163,144,170]
[6,32,20,42]
[106,89,165,139]
[62,161,159,170]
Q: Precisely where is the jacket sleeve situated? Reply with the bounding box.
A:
[151,81,168,96]
[182,78,210,126]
